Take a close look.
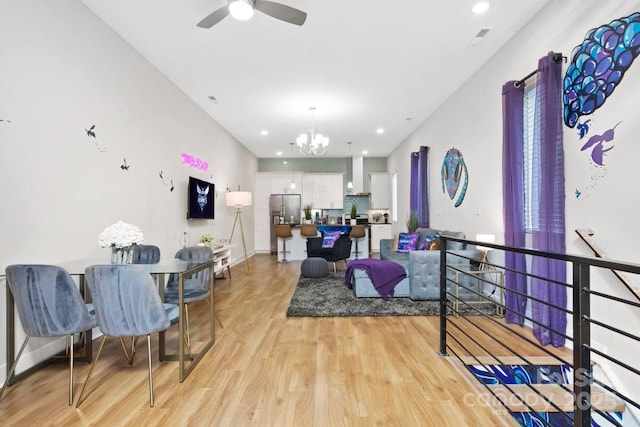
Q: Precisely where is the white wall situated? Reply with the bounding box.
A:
[0,0,256,378]
[388,0,640,415]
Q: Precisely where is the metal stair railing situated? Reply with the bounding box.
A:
[437,235,640,427]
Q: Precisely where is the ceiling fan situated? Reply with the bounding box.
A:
[197,0,307,28]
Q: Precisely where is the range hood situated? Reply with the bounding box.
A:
[347,155,369,195]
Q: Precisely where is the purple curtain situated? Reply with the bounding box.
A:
[502,81,528,326]
[410,146,430,227]
[530,52,567,347]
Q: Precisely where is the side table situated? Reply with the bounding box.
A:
[446,265,504,317]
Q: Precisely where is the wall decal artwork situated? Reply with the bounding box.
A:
[159,170,175,193]
[120,158,130,170]
[85,124,96,138]
[576,119,591,139]
[181,152,208,171]
[0,119,12,123]
[563,12,640,128]
[440,148,468,208]
[84,124,106,153]
[573,119,621,200]
[580,121,621,166]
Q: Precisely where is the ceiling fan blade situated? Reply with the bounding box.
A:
[196,6,230,29]
[254,0,307,26]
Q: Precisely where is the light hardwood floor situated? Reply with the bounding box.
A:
[0,254,559,426]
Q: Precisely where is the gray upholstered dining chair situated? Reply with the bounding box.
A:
[132,244,161,264]
[76,264,178,408]
[164,246,214,352]
[1,265,97,405]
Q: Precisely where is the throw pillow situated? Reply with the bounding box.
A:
[397,232,420,252]
[420,233,440,250]
[321,231,341,248]
[428,237,441,250]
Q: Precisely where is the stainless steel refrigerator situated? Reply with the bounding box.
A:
[269,194,301,254]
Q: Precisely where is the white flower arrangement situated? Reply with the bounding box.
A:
[98,220,144,249]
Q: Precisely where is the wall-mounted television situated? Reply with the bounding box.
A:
[187,176,214,220]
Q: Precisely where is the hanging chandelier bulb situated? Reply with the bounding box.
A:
[296,107,329,155]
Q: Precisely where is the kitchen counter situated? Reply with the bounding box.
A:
[276,226,369,261]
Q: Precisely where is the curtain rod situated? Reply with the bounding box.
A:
[514,53,566,87]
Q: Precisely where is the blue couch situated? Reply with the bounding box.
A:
[380,228,482,300]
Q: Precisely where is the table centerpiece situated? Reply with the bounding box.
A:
[98,220,144,264]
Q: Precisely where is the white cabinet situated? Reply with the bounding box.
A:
[212,245,232,278]
[370,224,393,252]
[370,173,389,209]
[322,174,344,209]
[302,174,322,208]
[302,173,343,209]
[269,172,302,195]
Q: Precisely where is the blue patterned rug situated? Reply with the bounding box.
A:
[286,272,496,317]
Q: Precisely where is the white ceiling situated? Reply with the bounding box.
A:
[81,0,551,158]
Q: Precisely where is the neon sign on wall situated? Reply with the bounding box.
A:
[181,152,208,171]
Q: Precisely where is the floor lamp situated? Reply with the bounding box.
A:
[226,191,252,272]
[475,233,496,271]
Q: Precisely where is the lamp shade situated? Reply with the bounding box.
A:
[226,191,252,208]
[475,233,496,251]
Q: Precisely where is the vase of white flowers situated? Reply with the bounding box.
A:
[98,220,144,264]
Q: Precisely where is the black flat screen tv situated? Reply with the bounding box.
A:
[187,176,214,220]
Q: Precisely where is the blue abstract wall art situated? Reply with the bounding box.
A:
[563,12,640,128]
[441,148,468,208]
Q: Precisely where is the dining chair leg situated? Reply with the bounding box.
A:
[119,338,133,365]
[76,335,107,408]
[0,336,30,400]
[333,262,337,273]
[67,334,74,406]
[146,334,154,408]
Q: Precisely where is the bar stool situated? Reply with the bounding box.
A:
[349,225,366,259]
[275,224,293,263]
[300,223,317,239]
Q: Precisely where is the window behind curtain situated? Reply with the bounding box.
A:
[523,81,539,232]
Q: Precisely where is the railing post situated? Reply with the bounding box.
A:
[438,237,448,356]
[573,261,591,427]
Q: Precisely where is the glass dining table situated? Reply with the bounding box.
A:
[5,257,216,385]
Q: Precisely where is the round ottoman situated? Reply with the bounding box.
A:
[301,257,329,278]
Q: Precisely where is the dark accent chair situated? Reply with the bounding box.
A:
[306,233,352,273]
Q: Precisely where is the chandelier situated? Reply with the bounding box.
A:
[296,107,329,155]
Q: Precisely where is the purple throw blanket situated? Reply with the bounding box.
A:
[344,259,407,300]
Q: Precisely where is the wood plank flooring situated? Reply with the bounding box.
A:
[0,254,554,426]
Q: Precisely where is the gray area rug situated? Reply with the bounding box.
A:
[286,272,497,317]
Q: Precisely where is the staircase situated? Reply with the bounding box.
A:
[461,356,625,426]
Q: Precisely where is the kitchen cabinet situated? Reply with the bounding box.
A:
[302,173,343,209]
[370,223,393,252]
[370,173,389,209]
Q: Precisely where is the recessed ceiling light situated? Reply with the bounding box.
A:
[276,151,282,156]
[283,161,288,165]
[362,150,368,155]
[376,128,384,134]
[261,130,268,136]
[472,2,490,14]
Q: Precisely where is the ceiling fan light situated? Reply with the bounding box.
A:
[229,0,254,21]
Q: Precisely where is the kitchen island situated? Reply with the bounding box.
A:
[276,225,369,262]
